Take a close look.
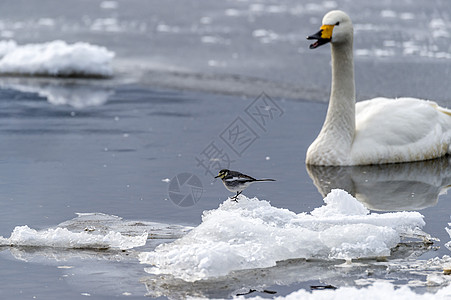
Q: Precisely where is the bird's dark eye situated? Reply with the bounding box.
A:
[335,22,340,26]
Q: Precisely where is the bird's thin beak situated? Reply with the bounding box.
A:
[214,175,220,178]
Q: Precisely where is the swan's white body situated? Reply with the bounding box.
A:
[306,10,451,166]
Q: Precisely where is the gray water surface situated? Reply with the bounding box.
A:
[1,0,451,298]
[0,82,450,299]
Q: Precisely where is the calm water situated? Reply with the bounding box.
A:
[1,0,451,298]
[0,82,450,299]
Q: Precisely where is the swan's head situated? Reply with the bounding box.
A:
[307,10,353,49]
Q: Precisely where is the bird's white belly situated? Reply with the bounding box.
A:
[223,181,252,192]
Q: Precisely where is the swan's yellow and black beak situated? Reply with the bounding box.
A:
[307,25,334,49]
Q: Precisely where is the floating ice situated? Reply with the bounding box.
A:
[37,18,55,27]
[0,225,147,250]
[225,9,241,17]
[311,189,369,217]
[0,40,17,57]
[0,212,189,251]
[245,281,451,300]
[0,40,114,77]
[139,189,426,281]
[381,10,397,18]
[252,29,279,43]
[355,48,395,57]
[90,18,122,32]
[429,19,450,39]
[58,212,192,240]
[444,220,451,251]
[201,36,229,45]
[400,12,415,21]
[100,1,118,10]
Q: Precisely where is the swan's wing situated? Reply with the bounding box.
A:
[355,98,440,146]
[352,97,451,164]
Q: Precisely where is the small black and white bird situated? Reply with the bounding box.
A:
[215,169,275,201]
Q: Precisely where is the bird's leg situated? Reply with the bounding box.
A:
[232,191,241,202]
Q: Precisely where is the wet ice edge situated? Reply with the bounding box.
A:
[139,189,427,281]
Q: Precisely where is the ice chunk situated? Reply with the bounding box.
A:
[245,281,451,300]
[100,1,118,9]
[0,40,18,57]
[311,189,369,217]
[139,189,426,281]
[0,40,114,77]
[0,225,147,250]
[58,212,192,239]
[381,10,396,18]
[426,273,448,286]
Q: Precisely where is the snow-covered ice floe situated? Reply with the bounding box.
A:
[0,225,147,250]
[58,212,192,240]
[0,213,192,250]
[139,189,427,281]
[0,40,114,77]
[444,220,451,251]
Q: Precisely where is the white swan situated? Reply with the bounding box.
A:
[305,10,451,166]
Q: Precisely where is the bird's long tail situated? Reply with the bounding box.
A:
[255,179,276,182]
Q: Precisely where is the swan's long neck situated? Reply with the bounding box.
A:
[322,40,355,147]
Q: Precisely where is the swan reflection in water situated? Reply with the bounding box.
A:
[306,156,451,211]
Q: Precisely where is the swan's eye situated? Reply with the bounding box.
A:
[335,22,340,26]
